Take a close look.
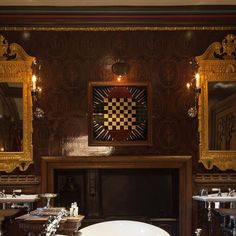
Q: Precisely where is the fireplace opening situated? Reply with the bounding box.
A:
[55,169,86,212]
[100,169,179,218]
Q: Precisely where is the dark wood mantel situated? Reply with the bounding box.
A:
[41,155,192,236]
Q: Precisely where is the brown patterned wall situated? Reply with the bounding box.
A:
[1,29,235,175]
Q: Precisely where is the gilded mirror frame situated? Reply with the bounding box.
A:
[0,35,34,172]
[197,34,236,170]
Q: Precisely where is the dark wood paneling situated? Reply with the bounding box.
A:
[28,30,236,173]
[1,26,236,236]
[0,29,234,176]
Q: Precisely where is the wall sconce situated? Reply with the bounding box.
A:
[31,59,44,119]
[112,61,129,82]
[186,59,201,118]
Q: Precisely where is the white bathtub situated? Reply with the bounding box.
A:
[79,220,170,236]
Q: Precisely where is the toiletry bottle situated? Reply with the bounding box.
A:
[70,203,74,217]
[74,202,78,216]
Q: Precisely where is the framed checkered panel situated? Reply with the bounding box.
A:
[88,82,152,146]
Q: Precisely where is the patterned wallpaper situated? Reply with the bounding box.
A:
[1,29,235,174]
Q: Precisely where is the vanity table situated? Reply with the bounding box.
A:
[16,213,84,236]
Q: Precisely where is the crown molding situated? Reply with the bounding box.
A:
[0,6,236,26]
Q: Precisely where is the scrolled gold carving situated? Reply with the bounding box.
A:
[197,34,236,171]
[222,34,236,59]
[197,34,236,61]
[0,63,28,76]
[0,34,34,173]
[0,35,8,58]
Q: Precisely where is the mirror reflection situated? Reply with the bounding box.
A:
[0,82,23,152]
[208,81,236,150]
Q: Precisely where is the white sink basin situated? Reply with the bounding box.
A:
[193,192,236,202]
[0,194,39,203]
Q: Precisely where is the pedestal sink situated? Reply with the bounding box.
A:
[193,192,236,235]
[193,192,236,222]
[0,194,39,204]
[193,193,236,202]
[193,192,236,203]
[0,194,39,235]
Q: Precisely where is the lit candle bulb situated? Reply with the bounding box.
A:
[117,75,122,82]
[186,82,191,90]
[32,74,37,91]
[195,73,200,89]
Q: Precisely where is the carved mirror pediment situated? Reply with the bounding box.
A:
[197,34,236,170]
[0,35,34,172]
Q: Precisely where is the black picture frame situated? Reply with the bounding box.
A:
[88,81,152,146]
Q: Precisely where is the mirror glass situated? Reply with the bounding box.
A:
[0,82,23,152]
[208,81,236,150]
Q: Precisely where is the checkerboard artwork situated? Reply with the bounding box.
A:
[103,97,137,131]
[91,84,149,144]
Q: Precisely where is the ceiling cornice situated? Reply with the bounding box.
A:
[0,6,236,27]
[1,5,236,15]
[1,0,236,6]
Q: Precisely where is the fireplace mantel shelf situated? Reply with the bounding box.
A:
[41,155,190,168]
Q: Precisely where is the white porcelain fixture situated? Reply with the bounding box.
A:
[193,193,236,203]
[79,220,170,236]
[0,194,39,203]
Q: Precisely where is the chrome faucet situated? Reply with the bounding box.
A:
[228,188,235,196]
[212,188,222,196]
[200,188,208,196]
[195,228,202,236]
[0,190,6,198]
[12,189,22,198]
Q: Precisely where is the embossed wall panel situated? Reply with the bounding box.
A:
[1,30,235,174]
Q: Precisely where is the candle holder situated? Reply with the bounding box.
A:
[187,87,201,118]
[31,88,44,119]
[31,90,38,103]
[186,58,201,118]
[31,60,44,119]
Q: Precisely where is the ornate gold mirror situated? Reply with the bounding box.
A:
[197,34,236,170]
[0,35,34,172]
